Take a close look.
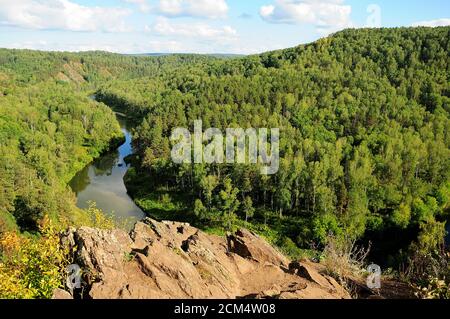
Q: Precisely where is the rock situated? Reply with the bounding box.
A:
[290,261,332,288]
[227,229,290,267]
[73,227,132,274]
[324,275,350,298]
[289,261,351,299]
[52,289,73,300]
[63,218,350,299]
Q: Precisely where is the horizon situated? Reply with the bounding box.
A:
[2,25,448,57]
[0,0,449,55]
[0,4,449,303]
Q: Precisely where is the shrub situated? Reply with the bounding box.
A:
[0,216,69,299]
[414,277,450,299]
[322,234,371,281]
[404,220,447,284]
[85,201,116,230]
[276,236,309,260]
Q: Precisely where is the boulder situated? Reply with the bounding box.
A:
[289,261,333,289]
[52,289,73,300]
[227,229,290,267]
[289,261,351,299]
[62,219,350,299]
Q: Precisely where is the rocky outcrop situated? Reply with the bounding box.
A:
[227,229,290,267]
[59,218,350,299]
[52,288,73,300]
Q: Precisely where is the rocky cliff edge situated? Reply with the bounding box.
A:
[54,218,350,299]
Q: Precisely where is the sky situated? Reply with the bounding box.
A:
[0,0,449,55]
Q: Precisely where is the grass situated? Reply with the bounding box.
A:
[321,235,371,285]
[124,166,319,261]
[130,188,315,261]
[134,191,192,223]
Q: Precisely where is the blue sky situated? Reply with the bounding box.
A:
[0,0,449,54]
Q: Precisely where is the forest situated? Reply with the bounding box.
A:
[0,27,449,298]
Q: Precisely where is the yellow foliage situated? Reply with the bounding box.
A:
[85,201,116,230]
[0,216,69,299]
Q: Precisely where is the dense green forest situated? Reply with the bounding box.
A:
[99,27,450,264]
[0,50,218,297]
[0,50,217,231]
[0,27,449,298]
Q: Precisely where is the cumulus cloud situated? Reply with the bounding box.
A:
[1,39,186,54]
[0,0,132,32]
[2,36,280,55]
[122,0,229,19]
[146,17,237,41]
[156,0,229,19]
[259,0,352,34]
[124,0,151,13]
[3,40,121,53]
[411,18,450,27]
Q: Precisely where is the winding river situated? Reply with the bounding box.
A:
[68,101,450,246]
[69,113,145,225]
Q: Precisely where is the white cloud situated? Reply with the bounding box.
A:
[122,0,229,19]
[259,0,352,34]
[146,17,237,40]
[0,0,132,32]
[3,40,120,53]
[411,18,450,27]
[123,0,228,19]
[2,37,281,55]
[1,39,186,54]
[157,0,229,19]
[124,0,151,13]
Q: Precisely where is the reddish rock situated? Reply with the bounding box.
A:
[227,229,290,267]
[52,289,72,300]
[61,218,350,299]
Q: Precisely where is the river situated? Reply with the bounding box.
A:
[69,101,450,245]
[69,113,145,225]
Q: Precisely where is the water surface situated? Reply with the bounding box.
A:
[69,115,145,224]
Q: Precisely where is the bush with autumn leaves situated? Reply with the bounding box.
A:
[0,216,69,299]
[0,204,116,299]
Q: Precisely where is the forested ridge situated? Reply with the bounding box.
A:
[98,27,450,284]
[0,27,449,298]
[0,50,217,230]
[0,49,218,297]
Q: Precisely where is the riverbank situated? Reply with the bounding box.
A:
[69,99,145,226]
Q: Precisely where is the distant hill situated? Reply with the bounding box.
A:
[129,53,245,58]
[0,27,449,299]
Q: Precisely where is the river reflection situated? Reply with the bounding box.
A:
[69,114,145,224]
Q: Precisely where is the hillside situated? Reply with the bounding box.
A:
[98,27,450,266]
[0,27,449,299]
